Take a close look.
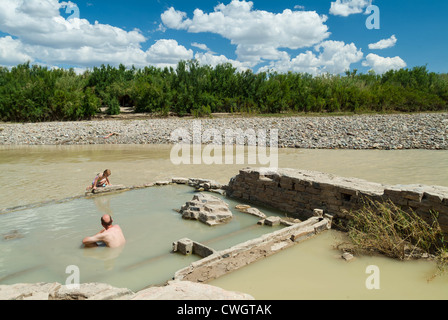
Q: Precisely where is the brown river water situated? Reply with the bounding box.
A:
[1,144,448,299]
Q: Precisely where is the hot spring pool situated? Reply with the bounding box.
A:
[0,184,284,292]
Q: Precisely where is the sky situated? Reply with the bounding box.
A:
[0,0,446,75]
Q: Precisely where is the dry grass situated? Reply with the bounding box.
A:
[342,199,448,269]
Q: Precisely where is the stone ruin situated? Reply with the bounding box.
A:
[178,193,233,226]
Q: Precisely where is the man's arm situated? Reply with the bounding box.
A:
[82,230,106,247]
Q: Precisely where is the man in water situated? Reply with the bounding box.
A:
[82,214,126,249]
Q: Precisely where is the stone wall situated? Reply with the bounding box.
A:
[226,167,448,233]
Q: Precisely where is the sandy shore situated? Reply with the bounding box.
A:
[1,113,447,149]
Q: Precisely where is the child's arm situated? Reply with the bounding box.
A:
[92,175,100,189]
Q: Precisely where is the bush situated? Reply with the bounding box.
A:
[104,95,120,115]
[0,62,447,122]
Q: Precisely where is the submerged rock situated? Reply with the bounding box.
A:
[342,252,355,262]
[3,230,24,241]
[235,204,267,219]
[179,193,233,226]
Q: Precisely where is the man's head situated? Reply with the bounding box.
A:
[101,214,113,229]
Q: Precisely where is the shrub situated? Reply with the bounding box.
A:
[344,199,447,264]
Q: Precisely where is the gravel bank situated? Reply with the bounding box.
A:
[1,113,448,150]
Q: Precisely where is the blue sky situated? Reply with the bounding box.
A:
[0,0,446,74]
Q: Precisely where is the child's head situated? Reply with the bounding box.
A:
[103,169,111,177]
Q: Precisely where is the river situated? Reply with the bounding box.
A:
[1,144,448,299]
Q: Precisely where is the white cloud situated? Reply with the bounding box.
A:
[368,35,397,50]
[0,0,151,68]
[160,7,191,30]
[0,0,198,69]
[316,41,364,74]
[0,0,400,77]
[259,40,363,75]
[0,36,33,65]
[194,52,249,72]
[146,39,193,68]
[362,53,406,74]
[191,42,213,53]
[329,0,371,17]
[0,0,145,50]
[161,0,330,66]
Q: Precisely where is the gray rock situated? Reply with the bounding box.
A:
[235,205,267,219]
[133,280,254,300]
[3,230,24,241]
[0,281,254,300]
[50,283,134,300]
[342,252,355,262]
[1,113,448,150]
[172,177,189,184]
[0,283,61,300]
[179,193,233,226]
[264,216,282,226]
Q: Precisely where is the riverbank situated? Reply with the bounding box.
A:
[1,112,447,149]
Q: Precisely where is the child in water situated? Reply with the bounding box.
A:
[87,169,112,191]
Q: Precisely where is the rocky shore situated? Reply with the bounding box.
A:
[1,112,447,149]
[0,280,254,300]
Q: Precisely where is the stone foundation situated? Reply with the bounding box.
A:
[173,214,332,283]
[173,238,216,258]
[226,167,448,233]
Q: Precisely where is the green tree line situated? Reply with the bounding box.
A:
[0,61,447,122]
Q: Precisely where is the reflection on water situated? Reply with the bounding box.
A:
[82,246,124,271]
[1,145,448,299]
[94,196,113,216]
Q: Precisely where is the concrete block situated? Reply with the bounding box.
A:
[264,216,281,226]
[193,242,215,258]
[176,238,194,255]
[313,209,324,218]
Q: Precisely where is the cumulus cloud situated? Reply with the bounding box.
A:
[161,0,330,66]
[191,42,215,53]
[0,36,33,65]
[368,35,397,50]
[259,40,363,75]
[160,7,192,30]
[0,0,202,69]
[0,0,393,77]
[0,0,150,67]
[362,53,406,74]
[0,0,145,50]
[194,52,249,72]
[146,39,193,68]
[329,0,371,17]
